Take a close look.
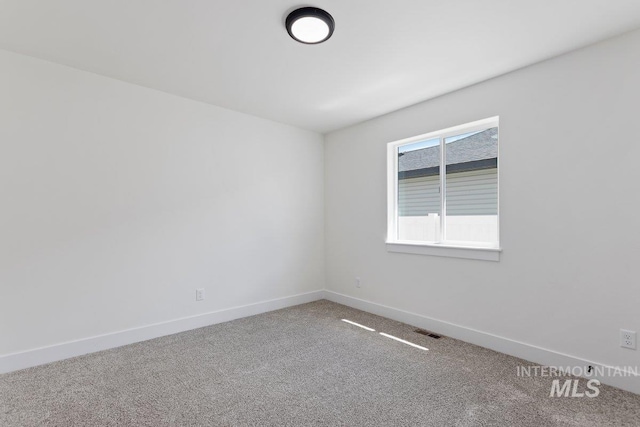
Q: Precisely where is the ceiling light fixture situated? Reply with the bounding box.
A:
[286,7,335,44]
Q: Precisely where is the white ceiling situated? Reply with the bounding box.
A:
[1,1,640,133]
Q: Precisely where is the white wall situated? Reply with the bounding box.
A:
[325,29,640,373]
[0,50,324,356]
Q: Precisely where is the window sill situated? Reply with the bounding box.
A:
[386,241,501,261]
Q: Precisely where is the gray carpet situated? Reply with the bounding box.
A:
[1,300,639,426]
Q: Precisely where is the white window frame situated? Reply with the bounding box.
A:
[386,117,501,261]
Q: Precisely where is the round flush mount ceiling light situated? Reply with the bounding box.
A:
[286,7,335,44]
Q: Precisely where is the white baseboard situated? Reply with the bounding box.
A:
[323,290,640,395]
[3,289,637,396]
[0,290,324,374]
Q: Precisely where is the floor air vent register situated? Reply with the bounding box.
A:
[414,329,442,339]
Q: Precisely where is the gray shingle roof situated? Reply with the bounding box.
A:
[398,127,498,172]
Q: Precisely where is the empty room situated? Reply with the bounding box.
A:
[1,1,640,426]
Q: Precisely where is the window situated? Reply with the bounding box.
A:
[386,117,500,260]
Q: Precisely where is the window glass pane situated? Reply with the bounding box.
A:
[444,127,498,243]
[397,138,440,242]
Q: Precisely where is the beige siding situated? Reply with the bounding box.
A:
[398,168,497,216]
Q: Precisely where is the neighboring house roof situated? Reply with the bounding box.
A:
[398,127,498,179]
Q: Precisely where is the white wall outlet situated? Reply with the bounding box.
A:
[196,288,205,301]
[620,329,636,349]
[355,277,361,288]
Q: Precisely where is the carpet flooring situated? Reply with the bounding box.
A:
[1,300,639,426]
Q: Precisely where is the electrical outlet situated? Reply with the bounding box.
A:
[620,329,636,349]
[355,277,361,288]
[196,288,205,301]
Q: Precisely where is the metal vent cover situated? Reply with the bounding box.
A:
[414,328,442,339]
